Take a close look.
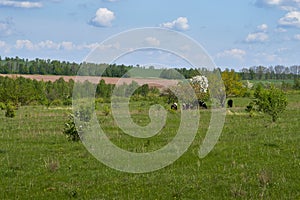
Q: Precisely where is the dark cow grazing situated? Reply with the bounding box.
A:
[198,100,208,109]
[182,100,208,110]
[171,103,178,110]
[227,99,233,108]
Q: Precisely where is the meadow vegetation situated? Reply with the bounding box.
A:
[0,62,299,199]
[0,89,299,199]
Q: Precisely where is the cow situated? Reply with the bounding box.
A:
[198,100,208,109]
[171,103,178,110]
[227,99,233,108]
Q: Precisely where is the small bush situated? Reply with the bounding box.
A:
[102,105,111,116]
[63,114,81,142]
[5,103,15,118]
[246,85,288,122]
[0,102,6,110]
[294,78,300,90]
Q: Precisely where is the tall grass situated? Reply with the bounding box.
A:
[0,93,299,199]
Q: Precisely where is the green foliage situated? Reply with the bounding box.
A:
[63,114,80,141]
[294,78,300,90]
[0,102,5,110]
[5,102,15,118]
[222,69,246,97]
[247,85,288,122]
[102,105,111,116]
[159,69,184,79]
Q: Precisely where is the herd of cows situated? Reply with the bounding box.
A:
[171,99,233,110]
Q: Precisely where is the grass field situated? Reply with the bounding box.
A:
[0,92,300,199]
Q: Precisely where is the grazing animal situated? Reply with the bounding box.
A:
[227,99,233,108]
[198,100,208,109]
[171,103,178,110]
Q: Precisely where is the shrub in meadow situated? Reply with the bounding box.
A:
[246,85,288,122]
[63,114,80,141]
[5,102,15,118]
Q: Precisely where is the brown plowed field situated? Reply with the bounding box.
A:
[0,74,178,89]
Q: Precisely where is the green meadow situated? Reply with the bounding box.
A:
[0,92,300,199]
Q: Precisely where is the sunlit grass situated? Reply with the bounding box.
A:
[0,92,299,199]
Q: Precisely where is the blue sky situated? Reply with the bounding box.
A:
[0,0,300,70]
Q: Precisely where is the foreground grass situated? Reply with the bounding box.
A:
[0,93,299,199]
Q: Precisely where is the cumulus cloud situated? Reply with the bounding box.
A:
[144,37,160,46]
[257,23,268,31]
[0,0,42,8]
[60,41,74,50]
[15,39,36,50]
[38,40,60,49]
[160,17,189,31]
[255,0,300,11]
[245,24,269,43]
[13,40,99,51]
[89,8,115,27]
[246,32,269,42]
[278,11,300,28]
[217,48,246,61]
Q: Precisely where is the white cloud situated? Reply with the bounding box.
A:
[13,40,99,51]
[60,41,74,50]
[38,40,60,49]
[255,0,300,11]
[77,43,100,50]
[0,0,42,8]
[144,37,160,46]
[257,23,268,31]
[15,40,36,50]
[217,48,246,61]
[278,11,300,28]
[160,17,189,31]
[89,8,115,27]
[245,32,269,42]
[294,34,300,40]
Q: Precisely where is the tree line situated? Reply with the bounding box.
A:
[0,75,159,109]
[1,56,299,79]
[0,56,132,77]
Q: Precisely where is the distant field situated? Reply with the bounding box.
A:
[0,92,299,199]
[246,79,295,85]
[0,74,178,89]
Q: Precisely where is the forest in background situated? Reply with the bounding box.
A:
[0,56,299,80]
[0,56,300,110]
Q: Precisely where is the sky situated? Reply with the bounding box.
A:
[0,0,300,71]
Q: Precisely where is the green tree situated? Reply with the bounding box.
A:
[221,69,246,97]
[250,85,288,122]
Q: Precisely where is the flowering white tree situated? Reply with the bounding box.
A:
[164,75,210,106]
[189,75,209,93]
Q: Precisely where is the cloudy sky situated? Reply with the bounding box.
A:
[0,0,300,70]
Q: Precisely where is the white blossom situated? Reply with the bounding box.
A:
[189,75,209,93]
